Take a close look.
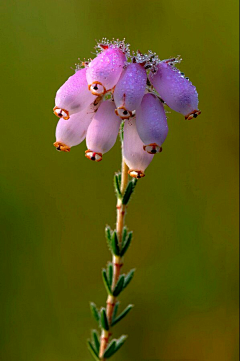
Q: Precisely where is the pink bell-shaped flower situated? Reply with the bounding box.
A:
[54,68,96,120]
[86,47,126,96]
[114,63,147,119]
[85,100,121,162]
[149,61,201,120]
[136,93,168,154]
[54,106,95,152]
[123,118,154,178]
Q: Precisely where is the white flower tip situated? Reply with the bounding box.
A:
[128,169,145,179]
[143,143,162,154]
[53,107,70,120]
[115,106,132,119]
[53,142,71,152]
[185,109,201,120]
[88,82,106,96]
[85,150,102,162]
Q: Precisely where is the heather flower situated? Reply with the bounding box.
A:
[53,40,201,179]
[54,67,96,120]
[54,105,95,152]
[52,38,201,361]
[85,100,121,162]
[123,117,154,178]
[114,62,147,119]
[86,46,126,96]
[149,60,201,119]
[136,93,168,154]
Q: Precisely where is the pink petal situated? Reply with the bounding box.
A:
[114,63,147,119]
[54,106,94,151]
[149,61,200,119]
[123,117,154,178]
[54,68,96,119]
[86,47,126,94]
[85,100,121,161]
[136,93,168,154]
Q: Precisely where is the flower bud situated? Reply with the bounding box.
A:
[54,68,96,120]
[114,63,147,119]
[85,101,121,161]
[86,47,126,95]
[54,106,94,152]
[136,93,168,154]
[123,118,154,178]
[149,61,200,119]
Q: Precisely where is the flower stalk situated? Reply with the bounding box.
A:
[99,157,128,359]
[88,147,137,361]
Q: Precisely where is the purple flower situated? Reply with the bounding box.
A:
[149,60,201,119]
[123,118,154,178]
[54,105,95,152]
[114,63,147,119]
[85,100,121,162]
[53,38,201,177]
[136,93,168,154]
[86,46,126,96]
[54,67,96,120]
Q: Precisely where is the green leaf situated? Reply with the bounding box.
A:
[100,308,109,331]
[114,335,128,353]
[122,178,137,205]
[117,173,121,186]
[111,304,134,327]
[90,302,100,323]
[113,275,125,297]
[111,231,120,256]
[114,173,122,199]
[105,226,112,251]
[123,269,135,290]
[122,226,128,246]
[87,340,100,361]
[102,269,112,295]
[120,231,133,257]
[103,339,117,358]
[103,336,127,358]
[91,330,100,353]
[122,181,133,205]
[112,302,119,323]
[107,263,113,287]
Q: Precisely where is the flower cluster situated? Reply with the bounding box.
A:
[53,38,200,178]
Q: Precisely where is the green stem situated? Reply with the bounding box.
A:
[99,154,129,359]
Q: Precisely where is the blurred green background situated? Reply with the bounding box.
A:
[0,0,239,360]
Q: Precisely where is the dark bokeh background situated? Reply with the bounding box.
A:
[0,0,239,360]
